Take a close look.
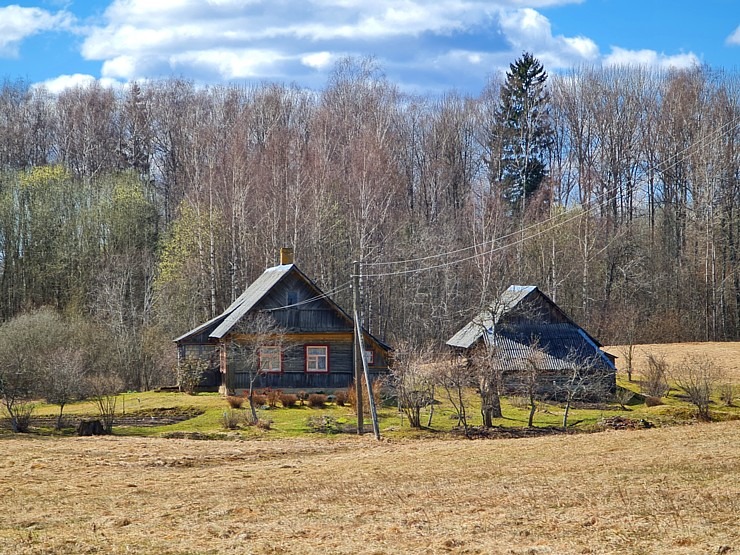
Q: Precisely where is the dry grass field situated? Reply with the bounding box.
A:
[606,342,740,383]
[2,422,739,555]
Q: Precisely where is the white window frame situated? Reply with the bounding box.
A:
[305,345,329,373]
[259,346,282,373]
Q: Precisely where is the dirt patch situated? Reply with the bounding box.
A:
[13,406,205,430]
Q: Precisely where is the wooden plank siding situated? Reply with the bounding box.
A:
[175,262,391,394]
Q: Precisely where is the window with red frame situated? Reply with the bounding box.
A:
[305,345,328,372]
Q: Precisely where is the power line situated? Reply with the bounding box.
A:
[356,113,739,279]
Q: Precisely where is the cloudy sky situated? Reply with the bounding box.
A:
[1,0,738,94]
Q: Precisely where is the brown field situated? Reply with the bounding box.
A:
[2,422,739,555]
[606,342,740,383]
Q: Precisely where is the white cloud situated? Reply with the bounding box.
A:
[603,47,700,70]
[33,74,122,94]
[498,8,599,67]
[0,5,74,57]
[302,52,335,70]
[727,25,740,46]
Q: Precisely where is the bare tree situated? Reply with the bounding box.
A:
[42,347,87,429]
[641,352,670,399]
[389,342,437,429]
[228,312,291,422]
[556,351,611,429]
[672,354,725,421]
[434,356,474,434]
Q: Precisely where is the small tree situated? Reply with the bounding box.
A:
[229,312,290,422]
[390,342,436,429]
[435,356,474,434]
[42,347,88,429]
[641,352,670,398]
[672,355,725,421]
[0,308,67,432]
[87,373,125,434]
[556,352,610,429]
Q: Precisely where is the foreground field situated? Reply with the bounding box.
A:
[2,422,738,554]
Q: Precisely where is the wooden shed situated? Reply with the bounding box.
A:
[174,249,390,394]
[447,285,616,399]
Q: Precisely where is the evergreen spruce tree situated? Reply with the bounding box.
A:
[493,52,553,215]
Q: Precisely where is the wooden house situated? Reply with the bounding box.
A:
[174,249,390,394]
[446,285,616,399]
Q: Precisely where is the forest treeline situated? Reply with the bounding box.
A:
[0,57,738,389]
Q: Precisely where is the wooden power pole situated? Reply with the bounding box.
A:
[352,261,364,435]
[352,261,380,439]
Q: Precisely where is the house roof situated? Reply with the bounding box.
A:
[173,264,294,343]
[174,263,390,351]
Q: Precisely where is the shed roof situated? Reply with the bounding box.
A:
[446,285,536,349]
[446,285,614,371]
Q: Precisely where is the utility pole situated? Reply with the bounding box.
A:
[352,260,380,439]
[352,261,364,435]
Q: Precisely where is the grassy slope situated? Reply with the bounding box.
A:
[18,340,740,438]
[1,422,738,555]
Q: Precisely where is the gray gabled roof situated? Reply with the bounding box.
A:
[174,263,391,352]
[446,285,614,371]
[173,264,293,343]
[446,285,535,349]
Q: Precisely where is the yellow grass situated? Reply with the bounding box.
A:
[606,342,740,383]
[2,422,738,554]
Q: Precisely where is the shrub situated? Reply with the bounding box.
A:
[7,402,35,433]
[307,393,327,408]
[346,378,383,414]
[644,395,664,407]
[265,389,281,408]
[307,415,343,434]
[334,390,348,406]
[279,393,298,408]
[641,353,670,398]
[719,383,735,406]
[221,409,240,430]
[256,417,273,430]
[251,393,267,407]
[297,391,309,405]
[177,356,208,395]
[226,395,245,409]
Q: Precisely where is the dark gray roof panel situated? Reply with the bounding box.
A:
[210,264,293,339]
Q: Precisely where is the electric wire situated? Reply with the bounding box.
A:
[356,112,740,278]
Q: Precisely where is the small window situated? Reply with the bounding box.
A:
[259,346,282,373]
[305,345,329,373]
[364,350,374,365]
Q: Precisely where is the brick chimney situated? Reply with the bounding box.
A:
[280,247,294,265]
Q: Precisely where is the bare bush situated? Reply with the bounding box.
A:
[307,393,327,408]
[641,352,670,398]
[389,342,437,429]
[672,355,725,421]
[719,383,735,406]
[177,356,208,395]
[221,409,240,429]
[614,386,635,410]
[88,374,125,434]
[279,393,298,407]
[226,395,245,409]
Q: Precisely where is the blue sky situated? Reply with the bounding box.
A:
[1,0,738,94]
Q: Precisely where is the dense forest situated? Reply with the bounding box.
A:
[0,56,738,389]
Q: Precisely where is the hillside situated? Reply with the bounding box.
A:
[606,342,740,383]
